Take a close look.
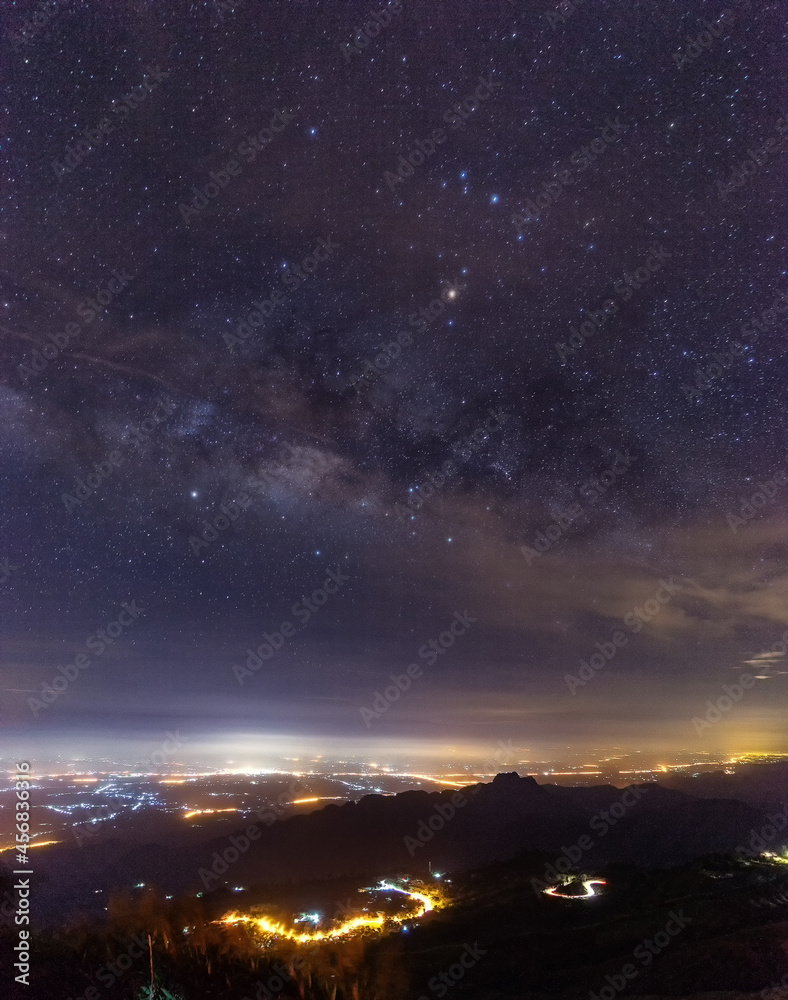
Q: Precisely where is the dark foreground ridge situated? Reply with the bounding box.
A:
[2,770,788,998]
[19,771,779,922]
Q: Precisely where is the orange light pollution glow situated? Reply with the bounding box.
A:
[218,881,440,943]
[0,840,60,853]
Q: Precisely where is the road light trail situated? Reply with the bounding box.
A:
[376,881,435,915]
[544,878,607,898]
[218,880,440,943]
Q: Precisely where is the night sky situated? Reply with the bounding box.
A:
[2,0,787,767]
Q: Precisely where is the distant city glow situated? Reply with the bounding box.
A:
[3,752,787,850]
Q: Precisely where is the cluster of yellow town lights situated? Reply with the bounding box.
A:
[219,881,439,943]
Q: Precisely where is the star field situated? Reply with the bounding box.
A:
[1,0,787,761]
